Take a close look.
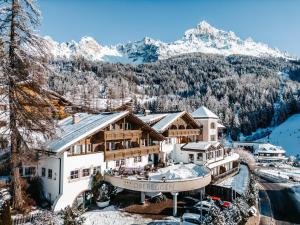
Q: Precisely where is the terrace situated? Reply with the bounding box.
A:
[104,163,211,216]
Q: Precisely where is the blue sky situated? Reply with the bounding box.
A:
[38,0,300,57]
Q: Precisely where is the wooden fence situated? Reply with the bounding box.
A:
[12,212,42,225]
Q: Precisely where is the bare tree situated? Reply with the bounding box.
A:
[0,0,55,210]
[234,148,256,172]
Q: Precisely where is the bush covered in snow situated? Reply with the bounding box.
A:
[31,211,61,225]
[61,206,85,225]
[244,175,258,207]
[92,172,116,203]
[203,204,226,225]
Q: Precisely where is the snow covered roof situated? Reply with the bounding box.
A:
[217,122,226,129]
[182,141,221,151]
[256,143,286,154]
[207,153,239,169]
[152,112,184,133]
[192,106,219,119]
[136,113,168,125]
[45,111,165,153]
[151,111,199,133]
[45,111,128,152]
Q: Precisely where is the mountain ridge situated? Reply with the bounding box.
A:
[45,21,291,64]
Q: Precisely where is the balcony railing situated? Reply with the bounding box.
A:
[212,166,239,183]
[167,129,200,137]
[104,145,160,161]
[103,130,142,141]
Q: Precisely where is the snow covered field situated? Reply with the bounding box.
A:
[259,114,300,156]
[82,206,179,225]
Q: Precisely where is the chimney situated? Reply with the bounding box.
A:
[144,109,150,116]
[72,114,80,124]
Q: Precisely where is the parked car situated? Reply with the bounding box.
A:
[208,195,221,201]
[182,213,204,225]
[194,200,212,213]
[184,200,212,215]
[215,199,232,209]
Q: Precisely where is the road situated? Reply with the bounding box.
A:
[257,176,300,225]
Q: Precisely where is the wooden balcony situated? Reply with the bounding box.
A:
[104,145,160,161]
[167,129,200,137]
[103,130,142,141]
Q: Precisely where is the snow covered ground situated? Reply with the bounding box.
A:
[82,206,179,225]
[217,165,249,194]
[149,163,209,180]
[258,167,300,182]
[259,113,300,156]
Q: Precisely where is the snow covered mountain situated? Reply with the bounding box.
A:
[45,21,290,63]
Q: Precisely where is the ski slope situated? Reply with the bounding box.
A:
[260,114,300,156]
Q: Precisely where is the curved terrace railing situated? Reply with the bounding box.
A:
[104,170,211,192]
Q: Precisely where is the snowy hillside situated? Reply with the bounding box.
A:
[45,21,290,63]
[260,114,300,156]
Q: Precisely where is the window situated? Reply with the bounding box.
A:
[121,159,125,166]
[41,168,46,177]
[140,139,146,146]
[82,168,90,177]
[123,123,131,130]
[210,135,216,141]
[124,140,131,149]
[25,167,36,176]
[86,144,92,153]
[207,152,214,160]
[197,153,203,161]
[70,170,79,179]
[138,156,142,162]
[108,142,116,150]
[188,154,194,163]
[165,138,172,145]
[93,166,101,175]
[134,157,137,163]
[210,122,215,129]
[71,145,82,155]
[48,169,53,179]
[110,124,116,130]
[116,160,120,167]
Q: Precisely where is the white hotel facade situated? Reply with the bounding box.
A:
[25,106,239,211]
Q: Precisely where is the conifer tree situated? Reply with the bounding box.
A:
[0,0,55,210]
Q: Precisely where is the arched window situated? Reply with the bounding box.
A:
[170,125,177,130]
[210,122,215,129]
[179,125,185,130]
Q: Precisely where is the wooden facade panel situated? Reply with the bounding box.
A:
[167,129,200,137]
[104,145,160,161]
[104,130,142,141]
